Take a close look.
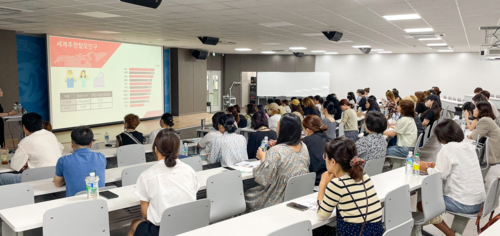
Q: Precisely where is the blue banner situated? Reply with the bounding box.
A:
[164,48,170,113]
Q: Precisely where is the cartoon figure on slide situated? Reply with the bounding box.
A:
[65,70,75,88]
[79,70,89,88]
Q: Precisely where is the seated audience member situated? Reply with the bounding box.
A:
[245,113,309,212]
[290,99,304,121]
[382,91,398,118]
[355,112,388,164]
[364,87,371,97]
[463,102,478,131]
[42,121,53,132]
[303,115,330,185]
[432,86,443,108]
[265,98,274,115]
[365,95,381,112]
[0,113,63,185]
[347,92,357,107]
[423,90,431,98]
[480,90,500,118]
[129,129,199,236]
[245,104,256,120]
[314,95,324,118]
[410,94,418,104]
[420,120,485,236]
[226,106,242,128]
[282,100,291,113]
[256,104,269,119]
[393,88,402,104]
[148,113,174,144]
[468,102,500,193]
[274,99,286,116]
[474,87,483,95]
[326,94,343,120]
[384,100,418,157]
[268,103,282,132]
[234,104,248,128]
[357,89,367,111]
[208,114,248,167]
[421,95,440,131]
[317,137,384,236]
[116,113,144,147]
[247,111,277,160]
[415,91,428,115]
[403,97,425,140]
[303,97,321,117]
[472,94,488,104]
[198,112,224,156]
[340,99,360,142]
[54,126,106,197]
[321,100,337,139]
[299,98,305,110]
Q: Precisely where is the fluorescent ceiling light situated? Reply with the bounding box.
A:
[378,51,393,53]
[289,47,307,50]
[76,12,121,18]
[438,50,454,52]
[419,37,441,41]
[311,50,326,53]
[404,28,433,33]
[259,22,293,27]
[325,52,338,54]
[427,43,447,46]
[93,31,120,34]
[371,49,384,52]
[352,45,371,48]
[235,48,252,51]
[261,51,276,54]
[383,14,421,21]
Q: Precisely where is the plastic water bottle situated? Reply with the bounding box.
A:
[397,112,401,121]
[461,119,467,133]
[247,117,251,127]
[413,153,420,176]
[260,136,269,151]
[391,113,396,121]
[104,132,109,145]
[85,172,99,199]
[183,143,189,156]
[406,151,414,175]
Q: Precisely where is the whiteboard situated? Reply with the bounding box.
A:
[257,72,330,97]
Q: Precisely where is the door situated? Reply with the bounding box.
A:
[207,71,221,112]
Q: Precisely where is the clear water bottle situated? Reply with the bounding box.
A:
[397,112,401,121]
[183,143,188,156]
[413,153,420,176]
[104,132,109,145]
[260,136,269,151]
[85,172,99,199]
[461,119,467,133]
[247,117,251,128]
[406,151,414,175]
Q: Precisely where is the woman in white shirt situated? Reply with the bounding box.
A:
[267,103,282,132]
[129,128,199,236]
[420,120,485,236]
[198,112,224,156]
[384,100,418,157]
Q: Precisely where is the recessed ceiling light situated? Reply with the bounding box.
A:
[404,28,433,33]
[427,43,447,46]
[93,31,120,34]
[383,14,421,21]
[289,47,307,50]
[325,52,338,54]
[438,50,454,52]
[419,37,442,41]
[379,51,393,53]
[76,12,121,18]
[311,50,326,53]
[371,49,384,52]
[235,48,252,51]
[352,45,371,48]
[261,51,276,54]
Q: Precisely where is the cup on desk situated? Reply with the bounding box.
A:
[201,119,206,130]
[1,148,9,165]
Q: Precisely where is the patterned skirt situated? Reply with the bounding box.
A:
[336,209,384,236]
[344,130,359,142]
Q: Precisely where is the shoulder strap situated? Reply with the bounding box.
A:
[340,176,369,236]
[123,132,142,144]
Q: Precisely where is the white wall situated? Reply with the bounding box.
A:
[315,53,500,100]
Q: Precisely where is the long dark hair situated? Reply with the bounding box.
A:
[347,92,356,101]
[276,113,302,146]
[476,101,496,120]
[422,100,440,121]
[257,104,266,114]
[251,111,268,129]
[226,106,240,123]
[290,104,304,116]
[219,114,238,133]
[246,104,256,114]
[367,95,380,111]
[153,128,180,168]
[325,137,364,182]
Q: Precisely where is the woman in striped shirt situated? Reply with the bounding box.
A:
[317,137,384,236]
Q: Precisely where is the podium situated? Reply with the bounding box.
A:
[2,115,24,144]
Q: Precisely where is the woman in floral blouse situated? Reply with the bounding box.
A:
[355,112,388,165]
[245,113,310,212]
[382,91,398,119]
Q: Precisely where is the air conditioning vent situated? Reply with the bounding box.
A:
[0,6,32,15]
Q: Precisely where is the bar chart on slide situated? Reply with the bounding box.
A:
[124,68,154,108]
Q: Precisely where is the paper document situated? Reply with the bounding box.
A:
[234,161,260,168]
[298,198,318,211]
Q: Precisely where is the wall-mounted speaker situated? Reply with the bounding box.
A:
[293,52,304,57]
[198,36,219,45]
[120,0,162,9]
[359,48,371,54]
[192,50,209,60]
[322,31,343,42]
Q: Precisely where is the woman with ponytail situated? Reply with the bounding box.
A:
[317,137,384,236]
[226,106,240,127]
[303,115,330,185]
[208,114,248,167]
[129,128,199,236]
[321,100,338,139]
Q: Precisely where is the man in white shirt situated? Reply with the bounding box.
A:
[198,112,224,156]
[0,113,63,185]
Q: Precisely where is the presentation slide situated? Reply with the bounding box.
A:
[257,72,330,97]
[48,36,163,130]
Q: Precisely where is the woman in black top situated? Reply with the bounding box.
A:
[116,113,144,147]
[365,95,381,112]
[0,88,21,147]
[421,95,441,132]
[326,94,342,120]
[415,91,428,115]
[302,115,330,185]
[302,97,321,117]
[247,111,277,159]
[357,89,367,111]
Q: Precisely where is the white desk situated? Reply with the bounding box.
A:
[62,143,153,159]
[179,167,425,236]
[441,98,463,110]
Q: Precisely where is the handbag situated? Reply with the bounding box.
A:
[340,176,369,236]
[475,136,488,167]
